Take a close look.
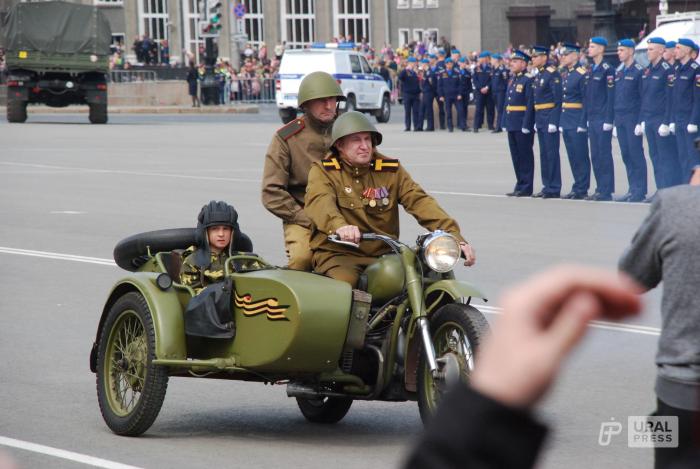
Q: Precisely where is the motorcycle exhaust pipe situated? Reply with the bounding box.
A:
[286,382,322,399]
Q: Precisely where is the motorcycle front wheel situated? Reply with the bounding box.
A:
[417,303,490,424]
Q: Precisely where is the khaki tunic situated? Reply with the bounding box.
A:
[261,115,332,228]
[305,152,467,282]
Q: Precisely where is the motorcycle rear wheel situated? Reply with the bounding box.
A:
[417,303,489,424]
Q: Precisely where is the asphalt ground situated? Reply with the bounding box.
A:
[0,105,662,468]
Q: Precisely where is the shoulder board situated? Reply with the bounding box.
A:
[662,62,670,70]
[546,66,556,73]
[321,156,341,170]
[276,118,305,141]
[371,158,400,172]
[634,63,643,70]
[576,66,587,74]
[602,63,610,70]
[692,62,699,69]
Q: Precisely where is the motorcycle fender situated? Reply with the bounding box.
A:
[424,279,487,314]
[91,273,186,372]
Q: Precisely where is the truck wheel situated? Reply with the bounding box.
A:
[7,98,27,123]
[96,292,168,436]
[375,94,391,123]
[89,103,108,124]
[296,396,353,424]
[279,107,297,124]
[417,304,490,425]
[344,95,356,113]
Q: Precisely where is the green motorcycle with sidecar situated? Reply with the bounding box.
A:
[89,228,489,436]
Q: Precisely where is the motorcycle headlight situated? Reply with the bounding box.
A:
[421,231,461,273]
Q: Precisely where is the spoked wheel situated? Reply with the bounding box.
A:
[296,396,353,424]
[417,303,489,424]
[96,292,168,436]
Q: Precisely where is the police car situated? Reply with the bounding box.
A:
[276,43,391,124]
[635,11,700,65]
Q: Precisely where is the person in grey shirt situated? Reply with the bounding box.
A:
[619,178,700,468]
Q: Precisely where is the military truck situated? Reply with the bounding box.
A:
[1,1,112,123]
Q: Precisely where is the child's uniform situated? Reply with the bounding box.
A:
[179,247,230,295]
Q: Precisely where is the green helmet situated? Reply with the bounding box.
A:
[330,111,383,149]
[297,71,345,107]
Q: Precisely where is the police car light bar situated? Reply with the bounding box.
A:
[310,42,356,50]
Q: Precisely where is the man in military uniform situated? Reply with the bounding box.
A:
[399,56,422,131]
[261,71,345,271]
[671,38,700,181]
[490,53,509,133]
[304,111,476,287]
[641,37,681,194]
[585,36,616,201]
[435,50,447,129]
[438,58,465,132]
[458,57,473,131]
[559,43,591,199]
[664,41,677,68]
[419,58,435,131]
[613,39,647,202]
[530,45,562,198]
[503,50,535,197]
[473,51,494,132]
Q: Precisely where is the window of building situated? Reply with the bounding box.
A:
[412,28,424,42]
[181,0,203,65]
[425,28,438,44]
[96,0,123,5]
[243,0,264,47]
[411,0,424,8]
[426,0,438,7]
[333,0,371,42]
[398,28,409,47]
[138,0,168,41]
[281,0,316,49]
[397,0,409,9]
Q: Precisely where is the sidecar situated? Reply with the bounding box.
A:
[90,228,488,436]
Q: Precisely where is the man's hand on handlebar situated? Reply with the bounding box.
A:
[336,225,362,245]
[460,242,476,267]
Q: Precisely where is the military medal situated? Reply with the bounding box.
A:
[369,199,377,207]
[344,186,352,194]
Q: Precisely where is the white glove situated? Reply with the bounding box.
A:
[603,123,613,131]
[658,124,670,137]
[634,124,643,136]
[548,124,557,133]
[641,121,646,133]
[670,123,676,134]
[688,124,698,133]
[612,126,618,138]
[522,128,530,134]
[558,126,563,132]
[576,127,587,133]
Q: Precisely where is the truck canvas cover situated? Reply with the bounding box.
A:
[1,1,111,71]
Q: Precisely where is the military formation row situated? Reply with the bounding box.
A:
[503,37,700,202]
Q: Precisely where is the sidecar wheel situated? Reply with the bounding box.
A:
[417,304,489,425]
[296,397,353,424]
[96,292,169,436]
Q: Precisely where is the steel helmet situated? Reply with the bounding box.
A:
[330,111,383,149]
[297,71,346,107]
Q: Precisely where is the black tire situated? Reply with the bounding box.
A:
[113,228,253,271]
[374,94,391,123]
[296,396,353,424]
[89,102,108,124]
[279,107,297,124]
[7,97,27,123]
[344,94,356,113]
[417,304,490,425]
[96,292,169,436]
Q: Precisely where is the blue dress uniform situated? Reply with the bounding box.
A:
[585,37,616,201]
[438,59,465,132]
[491,57,509,131]
[560,46,591,199]
[531,49,563,198]
[399,57,421,131]
[459,58,473,131]
[613,40,647,202]
[420,59,436,131]
[473,53,494,131]
[671,38,700,181]
[640,37,681,190]
[435,52,447,129]
[504,51,535,196]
